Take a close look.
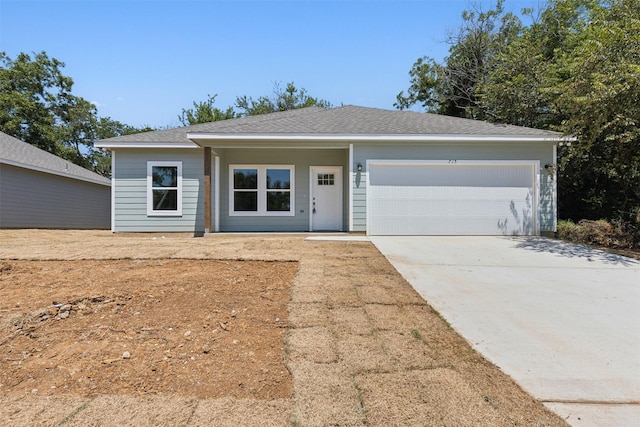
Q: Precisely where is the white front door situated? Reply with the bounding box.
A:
[310,166,343,231]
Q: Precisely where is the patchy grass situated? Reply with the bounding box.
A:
[0,230,568,426]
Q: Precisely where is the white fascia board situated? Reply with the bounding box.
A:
[0,159,111,187]
[367,159,541,167]
[94,141,199,149]
[187,133,572,144]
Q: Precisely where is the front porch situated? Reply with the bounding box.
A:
[196,142,351,233]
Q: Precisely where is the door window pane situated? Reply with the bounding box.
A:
[317,173,334,185]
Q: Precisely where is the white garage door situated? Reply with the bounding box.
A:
[367,160,538,236]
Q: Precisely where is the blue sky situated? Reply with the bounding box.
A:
[1,0,539,129]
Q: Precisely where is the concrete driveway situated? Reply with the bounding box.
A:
[370,236,640,427]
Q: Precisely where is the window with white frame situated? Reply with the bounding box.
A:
[229,165,294,216]
[147,161,182,216]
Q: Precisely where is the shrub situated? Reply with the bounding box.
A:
[557,219,637,249]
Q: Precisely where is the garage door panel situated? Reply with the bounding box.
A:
[369,164,533,187]
[370,216,530,235]
[367,162,536,236]
[370,193,532,216]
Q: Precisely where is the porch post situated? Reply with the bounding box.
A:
[204,147,212,233]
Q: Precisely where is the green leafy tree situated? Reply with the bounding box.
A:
[178,94,237,126]
[0,51,76,154]
[477,0,598,129]
[399,0,640,242]
[396,0,522,119]
[553,0,640,227]
[236,82,332,117]
[1,51,150,177]
[91,117,155,177]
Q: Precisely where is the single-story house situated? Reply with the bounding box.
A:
[94,105,567,236]
[0,131,111,229]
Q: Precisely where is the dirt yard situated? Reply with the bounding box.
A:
[0,259,294,400]
[0,230,568,426]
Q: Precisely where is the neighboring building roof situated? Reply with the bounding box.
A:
[0,131,111,186]
[95,105,564,147]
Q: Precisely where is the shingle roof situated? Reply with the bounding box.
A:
[96,105,562,145]
[0,131,111,186]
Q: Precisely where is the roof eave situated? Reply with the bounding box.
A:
[93,141,199,149]
[187,133,572,144]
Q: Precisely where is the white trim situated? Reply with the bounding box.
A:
[534,161,541,236]
[0,159,111,186]
[94,142,199,149]
[365,167,371,236]
[553,144,558,232]
[188,133,572,143]
[365,159,540,236]
[111,151,116,232]
[228,164,295,217]
[308,172,313,232]
[214,156,220,232]
[146,161,183,216]
[366,159,540,167]
[348,143,354,232]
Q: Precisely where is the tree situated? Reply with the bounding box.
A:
[396,0,522,119]
[477,0,600,129]
[90,117,155,177]
[553,0,640,226]
[0,51,76,155]
[178,94,236,126]
[1,51,151,177]
[399,0,640,241]
[235,82,332,117]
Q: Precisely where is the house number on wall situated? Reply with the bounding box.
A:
[448,160,457,164]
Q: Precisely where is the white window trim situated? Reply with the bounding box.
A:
[147,161,183,216]
[229,164,295,216]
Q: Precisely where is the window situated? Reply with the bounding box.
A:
[317,173,335,186]
[147,161,182,216]
[230,165,294,216]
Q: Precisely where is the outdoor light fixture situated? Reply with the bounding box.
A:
[357,163,362,172]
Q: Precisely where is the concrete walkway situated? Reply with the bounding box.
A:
[371,236,640,427]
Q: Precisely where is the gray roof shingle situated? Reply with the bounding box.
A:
[96,105,562,145]
[0,131,111,186]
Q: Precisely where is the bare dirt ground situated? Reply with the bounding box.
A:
[0,230,568,426]
[0,259,293,400]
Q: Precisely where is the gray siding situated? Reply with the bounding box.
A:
[219,149,348,232]
[113,149,204,233]
[352,142,556,233]
[0,164,110,229]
